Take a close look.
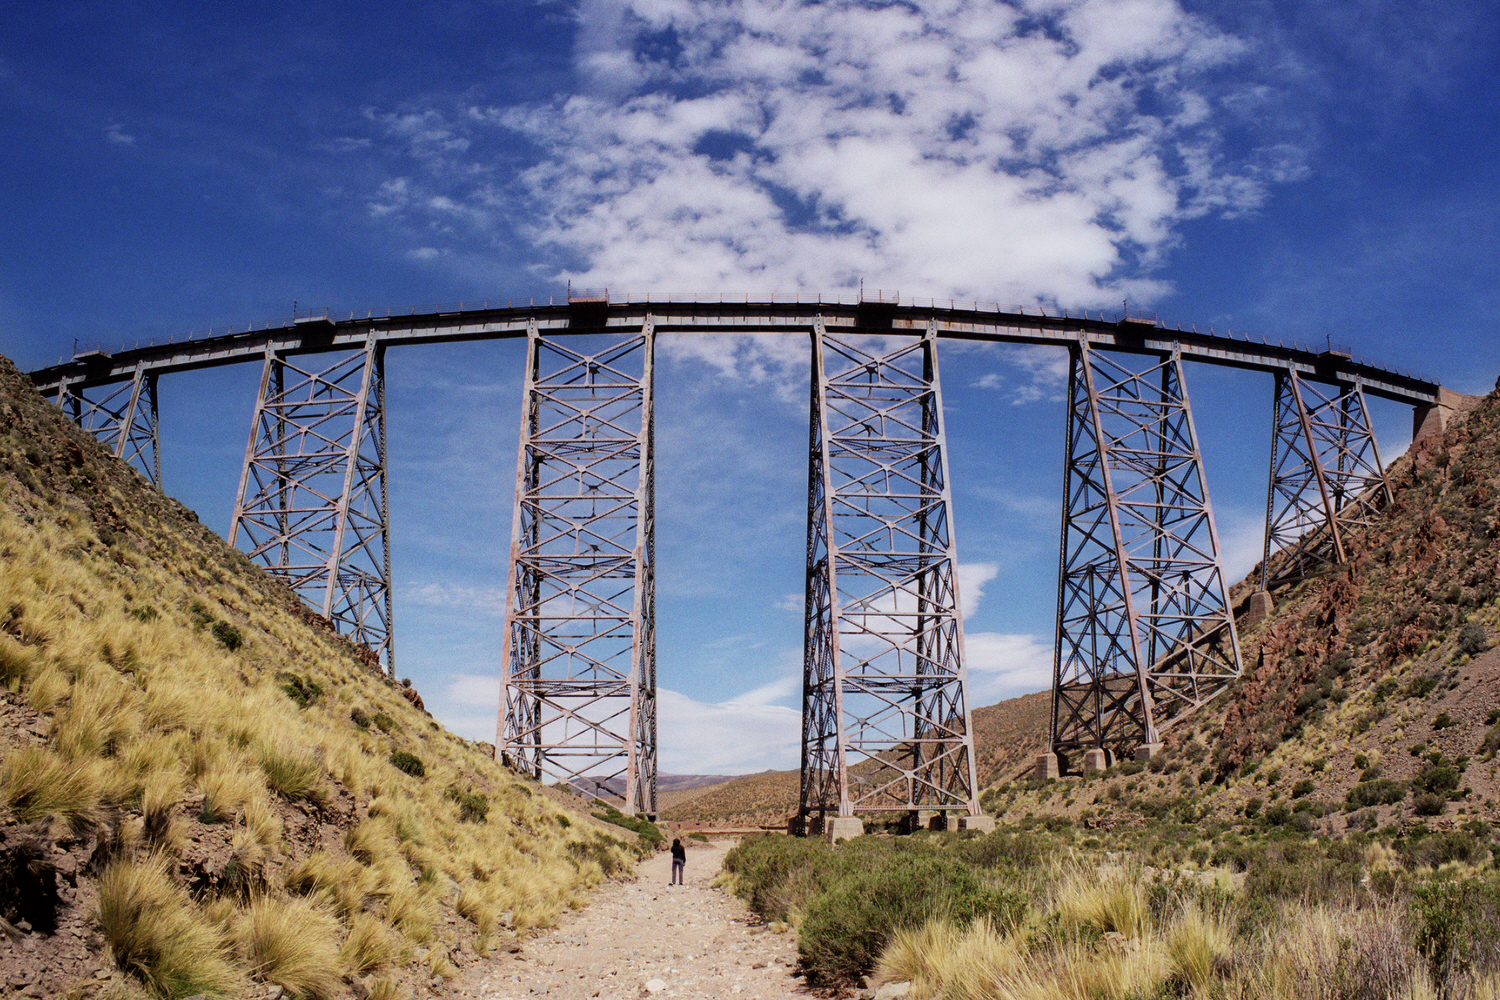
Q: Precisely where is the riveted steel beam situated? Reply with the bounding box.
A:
[1051,340,1242,762]
[229,338,393,672]
[499,322,657,817]
[800,321,981,826]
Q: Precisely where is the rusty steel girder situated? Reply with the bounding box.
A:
[499,323,657,817]
[1051,339,1242,761]
[800,320,982,824]
[229,338,393,672]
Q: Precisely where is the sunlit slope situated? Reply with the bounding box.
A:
[0,353,637,1000]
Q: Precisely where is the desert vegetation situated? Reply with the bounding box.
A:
[725,820,1500,999]
[0,355,636,999]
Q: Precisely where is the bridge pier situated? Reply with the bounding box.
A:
[229,337,394,673]
[799,319,983,834]
[1260,370,1389,589]
[498,320,658,818]
[1049,338,1242,766]
[55,364,161,486]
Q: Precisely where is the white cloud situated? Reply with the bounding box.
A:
[406,581,507,615]
[359,0,1278,308]
[105,124,135,145]
[657,684,801,774]
[964,631,1053,699]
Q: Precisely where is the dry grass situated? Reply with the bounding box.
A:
[0,745,103,832]
[232,896,342,1000]
[96,854,244,999]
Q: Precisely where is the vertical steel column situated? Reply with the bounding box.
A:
[1261,371,1391,587]
[799,321,980,824]
[53,366,161,486]
[229,339,393,672]
[498,323,657,817]
[1051,340,1241,760]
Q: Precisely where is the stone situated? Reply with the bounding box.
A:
[874,982,912,1000]
[644,978,667,993]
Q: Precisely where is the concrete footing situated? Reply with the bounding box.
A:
[1135,742,1163,762]
[957,814,996,833]
[1082,748,1109,774]
[1244,590,1274,627]
[1034,752,1061,780]
[824,816,865,843]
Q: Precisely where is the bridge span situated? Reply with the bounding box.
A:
[26,294,1453,832]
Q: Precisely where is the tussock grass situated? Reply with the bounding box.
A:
[339,913,397,975]
[96,854,244,999]
[257,737,324,803]
[232,896,342,1000]
[0,745,103,832]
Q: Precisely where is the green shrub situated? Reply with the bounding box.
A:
[444,785,488,823]
[349,706,370,728]
[591,805,664,848]
[1346,778,1406,808]
[209,620,243,651]
[1407,676,1440,699]
[372,712,399,734]
[1243,798,1263,818]
[1433,712,1456,730]
[274,672,323,709]
[389,751,425,778]
[1413,792,1447,816]
[1415,765,1461,796]
[1459,623,1490,655]
[798,853,1025,986]
[1291,779,1315,798]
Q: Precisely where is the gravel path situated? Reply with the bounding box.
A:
[438,841,809,1000]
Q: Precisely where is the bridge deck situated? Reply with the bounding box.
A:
[27,296,1439,405]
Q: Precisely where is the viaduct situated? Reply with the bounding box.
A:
[27,292,1455,837]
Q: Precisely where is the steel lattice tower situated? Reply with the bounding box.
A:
[800,320,982,831]
[229,337,393,672]
[57,365,161,486]
[1050,340,1242,762]
[499,323,657,817]
[1261,370,1391,588]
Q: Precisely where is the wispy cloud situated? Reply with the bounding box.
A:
[105,124,136,146]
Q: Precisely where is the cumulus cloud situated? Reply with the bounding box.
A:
[657,683,801,774]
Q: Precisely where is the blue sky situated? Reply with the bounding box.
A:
[3,0,1497,774]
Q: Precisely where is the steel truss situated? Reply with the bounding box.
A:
[499,324,657,817]
[229,339,393,672]
[56,367,161,485]
[1261,371,1391,587]
[1051,340,1242,760]
[800,321,981,823]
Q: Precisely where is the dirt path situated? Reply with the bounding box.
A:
[439,841,809,1000]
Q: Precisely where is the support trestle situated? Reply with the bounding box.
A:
[800,320,981,829]
[229,340,393,672]
[499,323,657,817]
[55,367,161,486]
[1260,371,1391,588]
[1050,340,1241,763]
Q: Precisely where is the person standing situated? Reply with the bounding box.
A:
[670,838,686,885]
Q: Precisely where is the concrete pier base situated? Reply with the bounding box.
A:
[1082,748,1109,774]
[1244,590,1274,627]
[824,816,865,843]
[1034,752,1061,780]
[1135,742,1163,762]
[957,814,996,833]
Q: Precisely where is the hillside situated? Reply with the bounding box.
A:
[0,354,639,1000]
[988,381,1500,834]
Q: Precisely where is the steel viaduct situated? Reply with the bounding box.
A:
[26,293,1452,837]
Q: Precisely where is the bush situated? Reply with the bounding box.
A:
[210,620,243,652]
[1413,792,1447,816]
[1243,798,1263,818]
[389,751,425,778]
[1415,765,1461,796]
[1291,779,1316,798]
[592,805,664,847]
[1459,623,1490,655]
[275,672,323,709]
[1433,712,1456,730]
[445,785,488,823]
[349,706,370,728]
[1346,779,1406,808]
[798,853,1025,986]
[372,712,399,734]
